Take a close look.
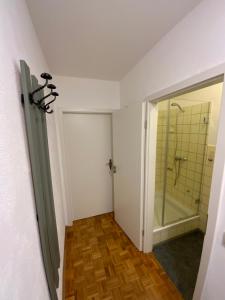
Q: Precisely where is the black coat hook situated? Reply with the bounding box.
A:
[30,73,52,103]
[42,92,59,114]
[45,107,54,114]
[47,83,56,90]
[44,92,59,109]
[38,84,56,106]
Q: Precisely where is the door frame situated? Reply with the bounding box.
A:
[143,63,225,300]
[55,108,114,225]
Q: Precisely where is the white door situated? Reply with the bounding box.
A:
[63,113,113,221]
[113,102,145,250]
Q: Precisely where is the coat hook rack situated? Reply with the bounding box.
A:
[27,72,59,114]
[30,73,52,104]
[20,60,60,299]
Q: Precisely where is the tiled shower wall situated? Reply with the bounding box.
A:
[155,102,211,226]
[153,144,215,244]
[155,109,167,197]
[167,103,210,213]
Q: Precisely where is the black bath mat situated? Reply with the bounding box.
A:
[153,230,204,300]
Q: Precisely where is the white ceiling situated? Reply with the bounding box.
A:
[27,0,202,81]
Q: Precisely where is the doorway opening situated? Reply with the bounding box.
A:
[151,81,223,299]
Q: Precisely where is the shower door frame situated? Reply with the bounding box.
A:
[143,63,225,300]
[161,100,170,226]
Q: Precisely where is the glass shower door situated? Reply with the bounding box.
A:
[154,100,169,228]
[163,101,210,225]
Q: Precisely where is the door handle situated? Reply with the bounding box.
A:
[107,159,113,170]
[107,159,117,173]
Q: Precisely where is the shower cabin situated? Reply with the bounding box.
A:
[153,99,210,244]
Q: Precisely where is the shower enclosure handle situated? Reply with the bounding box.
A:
[175,156,188,161]
[167,167,173,171]
[174,156,187,186]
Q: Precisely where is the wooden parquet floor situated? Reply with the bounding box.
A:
[63,213,183,300]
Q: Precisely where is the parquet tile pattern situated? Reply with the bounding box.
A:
[64,213,183,300]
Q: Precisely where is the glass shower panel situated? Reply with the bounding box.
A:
[163,101,210,225]
[154,100,169,229]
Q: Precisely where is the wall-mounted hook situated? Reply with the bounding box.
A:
[30,73,52,103]
[45,108,54,114]
[44,92,59,109]
[47,83,56,91]
[39,103,53,114]
[38,84,56,106]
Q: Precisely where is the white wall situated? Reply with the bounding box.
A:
[121,0,225,106]
[120,0,225,299]
[0,1,65,299]
[54,75,120,110]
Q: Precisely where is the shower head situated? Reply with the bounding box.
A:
[171,102,185,112]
